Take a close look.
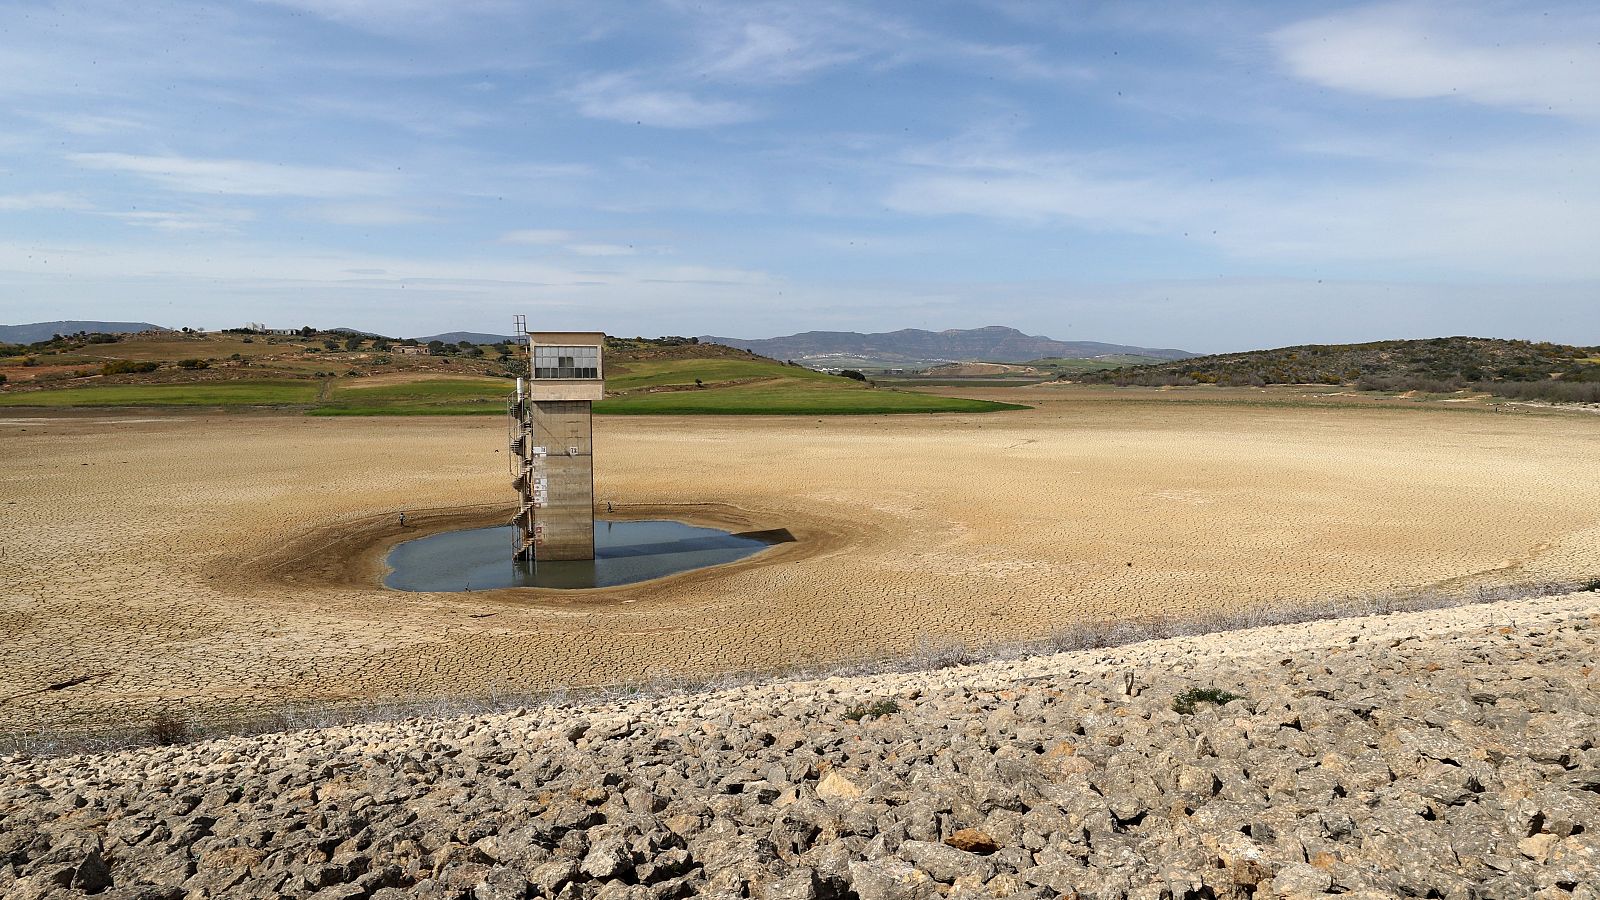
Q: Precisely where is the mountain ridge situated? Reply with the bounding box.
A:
[0,320,166,344]
[699,325,1194,367]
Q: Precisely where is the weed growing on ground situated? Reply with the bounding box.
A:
[144,713,192,746]
[1172,687,1246,715]
[844,699,900,721]
[4,577,1594,759]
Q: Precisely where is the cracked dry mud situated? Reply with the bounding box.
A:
[2,592,1598,899]
[2,391,1599,734]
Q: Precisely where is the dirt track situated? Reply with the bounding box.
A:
[2,389,1598,733]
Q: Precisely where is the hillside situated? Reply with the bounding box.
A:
[0,331,1023,416]
[0,320,164,344]
[5,590,1597,898]
[702,326,1195,369]
[414,331,515,345]
[1072,336,1600,401]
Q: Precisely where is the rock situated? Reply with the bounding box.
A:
[1267,862,1334,895]
[580,836,633,880]
[848,858,938,900]
[817,772,863,802]
[944,829,1000,855]
[1518,833,1559,862]
[899,840,995,884]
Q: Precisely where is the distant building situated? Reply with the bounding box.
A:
[241,322,293,335]
[393,345,431,356]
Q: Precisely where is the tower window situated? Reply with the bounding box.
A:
[533,345,599,379]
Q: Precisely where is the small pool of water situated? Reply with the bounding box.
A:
[384,519,783,591]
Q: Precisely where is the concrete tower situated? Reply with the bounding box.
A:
[509,325,604,561]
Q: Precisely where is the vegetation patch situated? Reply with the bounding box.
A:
[310,376,512,416]
[0,380,319,407]
[843,699,901,721]
[1074,337,1600,398]
[1172,687,1246,715]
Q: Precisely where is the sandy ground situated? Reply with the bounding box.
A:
[2,388,1598,734]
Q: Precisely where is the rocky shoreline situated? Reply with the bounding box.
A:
[4,592,1598,899]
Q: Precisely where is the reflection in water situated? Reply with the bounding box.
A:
[385,520,780,591]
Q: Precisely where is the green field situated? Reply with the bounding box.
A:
[1027,354,1171,373]
[606,357,838,390]
[595,383,1024,415]
[310,377,511,415]
[0,381,318,408]
[0,358,1027,415]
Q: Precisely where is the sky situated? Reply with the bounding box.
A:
[1,1,1597,353]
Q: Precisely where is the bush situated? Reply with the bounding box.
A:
[101,359,160,376]
[0,372,7,385]
[144,712,192,746]
[1480,380,1600,404]
[1173,687,1245,715]
[21,356,38,367]
[176,358,209,370]
[840,370,867,381]
[844,698,900,721]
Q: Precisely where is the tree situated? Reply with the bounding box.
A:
[427,340,445,353]
[344,336,364,351]
[323,340,340,350]
[299,326,316,337]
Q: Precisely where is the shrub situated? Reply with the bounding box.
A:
[1173,687,1245,715]
[21,356,38,367]
[101,360,160,376]
[844,699,900,721]
[0,373,7,385]
[176,358,209,370]
[840,370,867,381]
[144,712,192,746]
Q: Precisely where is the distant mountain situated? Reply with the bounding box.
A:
[414,331,514,345]
[699,326,1195,368]
[0,320,165,344]
[1072,336,1600,387]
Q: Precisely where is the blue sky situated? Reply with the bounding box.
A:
[1,0,1597,352]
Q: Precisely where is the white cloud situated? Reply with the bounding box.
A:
[310,203,435,225]
[499,229,572,245]
[106,209,254,233]
[0,193,92,212]
[567,243,636,257]
[568,74,756,128]
[499,230,642,257]
[69,153,403,198]
[883,138,1600,279]
[1273,3,1600,119]
[253,0,519,37]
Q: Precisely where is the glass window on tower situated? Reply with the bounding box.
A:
[533,345,600,379]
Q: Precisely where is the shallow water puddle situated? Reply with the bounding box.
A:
[384,519,779,591]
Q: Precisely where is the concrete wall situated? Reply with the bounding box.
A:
[530,400,594,560]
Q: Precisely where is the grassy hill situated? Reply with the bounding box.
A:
[1070,337,1600,402]
[0,331,1024,415]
